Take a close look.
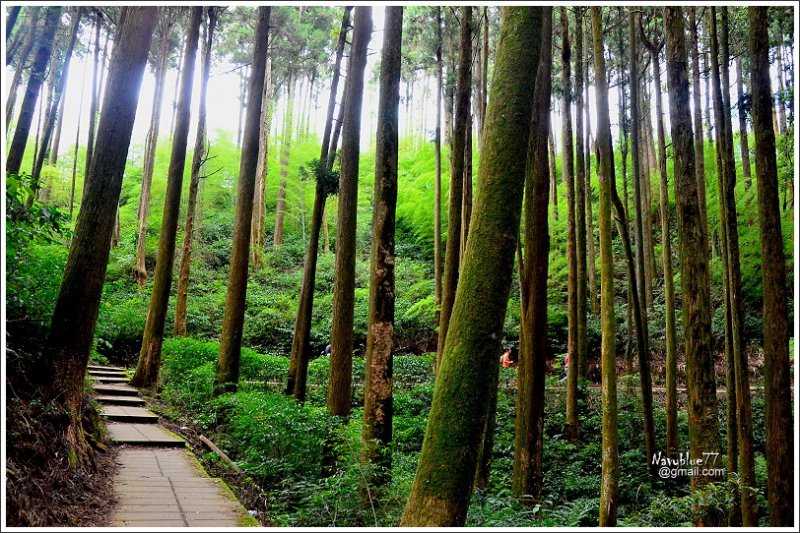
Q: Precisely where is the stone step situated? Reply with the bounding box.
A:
[96,395,146,407]
[88,365,126,372]
[92,376,129,383]
[102,405,159,424]
[93,384,140,397]
[89,370,127,377]
[107,423,185,448]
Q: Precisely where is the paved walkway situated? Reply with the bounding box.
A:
[87,365,255,527]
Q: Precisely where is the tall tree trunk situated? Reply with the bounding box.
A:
[251,53,273,271]
[561,7,579,444]
[41,6,157,467]
[639,78,656,310]
[433,7,443,313]
[33,9,82,199]
[82,12,103,198]
[361,6,402,489]
[664,7,721,507]
[584,60,598,316]
[749,7,794,526]
[640,20,679,459]
[512,6,552,503]
[5,8,39,133]
[628,9,656,470]
[735,56,752,188]
[5,6,22,45]
[703,50,712,143]
[689,8,710,240]
[135,14,175,288]
[618,41,634,375]
[69,59,87,216]
[209,8,271,394]
[327,7,371,417]
[287,6,352,400]
[775,44,786,135]
[710,8,757,524]
[49,68,67,165]
[460,116,473,263]
[574,7,588,382]
[435,6,471,370]
[174,7,218,338]
[590,7,618,525]
[400,8,542,526]
[130,7,202,389]
[548,127,558,220]
[273,69,295,248]
[5,7,60,175]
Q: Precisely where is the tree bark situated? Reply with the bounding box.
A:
[251,53,273,271]
[274,69,295,248]
[41,6,157,466]
[548,127,558,220]
[735,56,752,188]
[433,7,443,312]
[82,11,103,199]
[134,13,176,288]
[435,6,472,370]
[512,6,552,503]
[130,7,202,390]
[688,8,710,240]
[627,9,656,470]
[460,116,473,263]
[748,7,794,526]
[400,8,542,526]
[174,7,218,338]
[327,7,371,417]
[574,8,588,382]
[664,7,721,504]
[5,8,40,133]
[710,8,757,524]
[287,6,352,400]
[207,8,271,394]
[33,9,82,200]
[590,7,618,525]
[640,19,679,459]
[584,19,598,316]
[561,7,579,444]
[6,7,60,175]
[361,6,402,489]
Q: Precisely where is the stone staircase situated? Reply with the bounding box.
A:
[86,365,256,526]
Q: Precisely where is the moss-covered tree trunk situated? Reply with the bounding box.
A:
[274,68,295,248]
[361,7,402,488]
[134,12,174,289]
[251,53,273,272]
[41,6,157,466]
[435,6,471,370]
[400,7,542,526]
[174,7,218,338]
[583,19,598,317]
[734,57,752,188]
[688,8,710,243]
[460,117,473,263]
[711,8,757,524]
[5,6,60,175]
[512,6,552,503]
[560,7,579,444]
[327,7,371,417]
[574,7,588,382]
[210,8,271,394]
[627,9,656,471]
[548,128,558,221]
[748,7,794,526]
[590,7,618,525]
[640,23,679,459]
[130,7,202,390]
[664,7,721,508]
[287,6,352,400]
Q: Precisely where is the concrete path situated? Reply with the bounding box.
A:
[87,365,255,527]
